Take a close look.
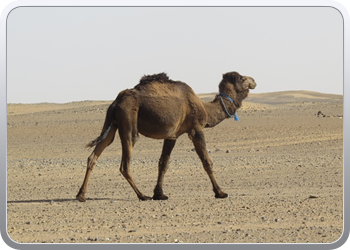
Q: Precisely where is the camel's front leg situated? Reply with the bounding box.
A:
[189,129,228,199]
[153,139,176,200]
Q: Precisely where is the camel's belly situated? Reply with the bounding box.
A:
[137,97,186,139]
[138,129,178,140]
[137,115,184,140]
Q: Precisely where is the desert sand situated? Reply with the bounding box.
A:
[6,91,343,244]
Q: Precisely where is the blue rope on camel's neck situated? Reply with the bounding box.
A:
[219,92,239,121]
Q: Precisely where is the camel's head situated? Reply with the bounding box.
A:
[220,72,257,93]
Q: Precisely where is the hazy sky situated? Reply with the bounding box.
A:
[7,6,343,103]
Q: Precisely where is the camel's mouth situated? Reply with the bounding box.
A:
[249,81,257,89]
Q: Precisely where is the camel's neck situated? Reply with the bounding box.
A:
[203,96,233,127]
[203,91,248,128]
[203,99,226,127]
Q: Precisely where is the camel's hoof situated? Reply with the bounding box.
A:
[152,194,169,200]
[215,192,229,199]
[139,196,152,201]
[76,194,86,202]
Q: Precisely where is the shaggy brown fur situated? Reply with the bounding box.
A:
[76,71,256,202]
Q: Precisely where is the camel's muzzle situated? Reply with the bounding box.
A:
[243,77,257,90]
[249,81,257,89]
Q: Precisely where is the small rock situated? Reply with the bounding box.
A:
[317,111,326,117]
[309,195,319,199]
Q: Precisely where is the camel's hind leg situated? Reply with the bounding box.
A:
[189,128,228,199]
[119,130,152,201]
[153,139,176,200]
[76,125,117,202]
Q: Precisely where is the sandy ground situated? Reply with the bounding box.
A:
[6,91,343,244]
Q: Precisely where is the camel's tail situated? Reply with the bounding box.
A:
[86,101,117,148]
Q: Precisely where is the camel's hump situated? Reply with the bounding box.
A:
[138,73,177,86]
[135,73,193,94]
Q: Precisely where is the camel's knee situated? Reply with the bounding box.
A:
[205,159,213,167]
[119,168,124,176]
[131,130,139,146]
[202,159,213,171]
[158,157,170,170]
[119,165,130,178]
[87,154,97,170]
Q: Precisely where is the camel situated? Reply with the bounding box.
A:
[76,71,256,202]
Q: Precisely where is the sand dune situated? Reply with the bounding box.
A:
[246,90,342,104]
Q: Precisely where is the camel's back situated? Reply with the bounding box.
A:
[134,73,194,99]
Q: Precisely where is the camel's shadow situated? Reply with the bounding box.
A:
[7,197,128,204]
